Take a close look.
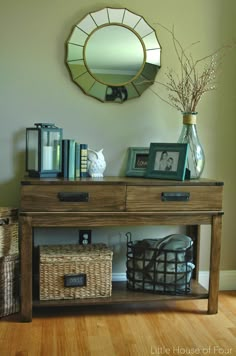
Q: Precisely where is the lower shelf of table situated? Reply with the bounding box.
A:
[33,280,208,308]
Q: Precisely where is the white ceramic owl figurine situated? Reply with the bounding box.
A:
[87,148,106,178]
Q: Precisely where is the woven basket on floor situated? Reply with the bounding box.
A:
[39,243,113,300]
[0,207,18,257]
[0,254,20,317]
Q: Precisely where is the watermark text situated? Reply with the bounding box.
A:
[151,345,233,355]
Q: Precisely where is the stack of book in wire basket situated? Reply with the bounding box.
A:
[126,233,195,295]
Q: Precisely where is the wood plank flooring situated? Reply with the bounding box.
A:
[0,291,235,356]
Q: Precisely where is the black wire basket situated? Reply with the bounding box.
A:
[126,233,195,295]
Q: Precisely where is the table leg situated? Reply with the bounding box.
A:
[208,214,222,314]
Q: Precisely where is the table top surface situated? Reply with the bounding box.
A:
[21,176,224,186]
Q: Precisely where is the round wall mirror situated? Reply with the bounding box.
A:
[66,8,161,103]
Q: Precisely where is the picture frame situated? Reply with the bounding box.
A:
[126,147,149,177]
[145,143,188,180]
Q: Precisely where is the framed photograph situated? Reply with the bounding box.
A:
[126,147,149,177]
[146,143,188,180]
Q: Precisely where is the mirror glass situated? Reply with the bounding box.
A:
[66,8,161,103]
[85,25,144,85]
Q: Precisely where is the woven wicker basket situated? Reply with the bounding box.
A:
[0,254,20,317]
[0,207,18,257]
[39,244,113,300]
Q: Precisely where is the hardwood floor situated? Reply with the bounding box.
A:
[0,291,235,356]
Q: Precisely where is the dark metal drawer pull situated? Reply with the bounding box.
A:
[58,192,89,202]
[161,192,190,202]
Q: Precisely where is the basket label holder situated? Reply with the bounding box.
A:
[64,273,87,288]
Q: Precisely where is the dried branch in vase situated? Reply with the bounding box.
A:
[149,23,234,113]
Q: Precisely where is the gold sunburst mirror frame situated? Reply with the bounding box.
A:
[66,7,161,103]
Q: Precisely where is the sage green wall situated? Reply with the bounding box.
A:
[0,0,235,271]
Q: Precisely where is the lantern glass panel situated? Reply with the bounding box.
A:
[27,130,39,171]
[41,131,61,171]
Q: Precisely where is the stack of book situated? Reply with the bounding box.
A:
[61,140,88,179]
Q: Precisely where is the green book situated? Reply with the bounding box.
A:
[68,139,76,179]
[62,139,69,178]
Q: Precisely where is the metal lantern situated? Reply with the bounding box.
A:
[26,123,63,177]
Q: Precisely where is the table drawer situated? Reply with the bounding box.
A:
[21,185,126,212]
[126,185,223,211]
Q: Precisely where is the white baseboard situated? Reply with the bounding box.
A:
[113,271,236,291]
[112,273,127,282]
[199,270,236,290]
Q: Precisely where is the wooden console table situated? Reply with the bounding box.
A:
[19,177,223,322]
